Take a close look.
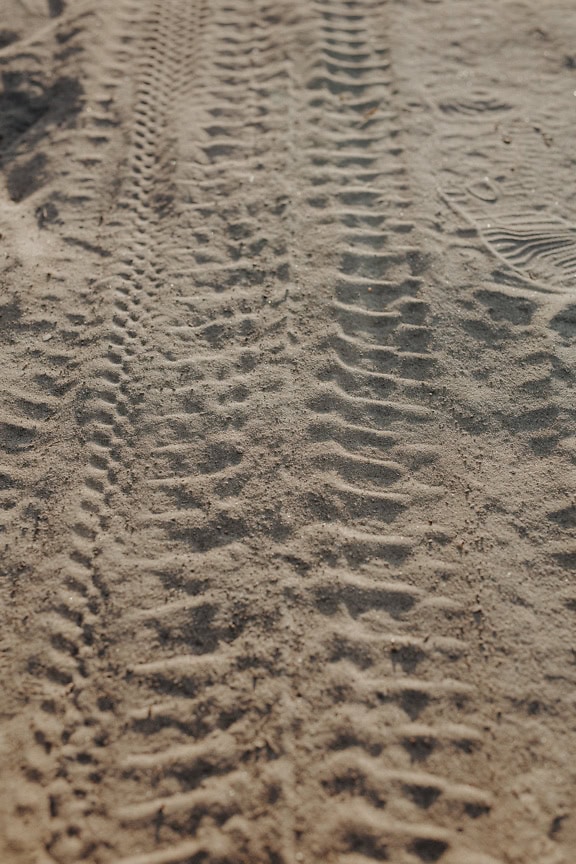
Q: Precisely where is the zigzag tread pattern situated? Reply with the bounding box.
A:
[71,2,506,863]
[7,1,573,864]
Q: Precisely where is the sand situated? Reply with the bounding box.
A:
[0,0,575,862]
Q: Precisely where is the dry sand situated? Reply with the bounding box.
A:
[0,0,575,862]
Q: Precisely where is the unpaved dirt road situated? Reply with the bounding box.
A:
[0,1,575,862]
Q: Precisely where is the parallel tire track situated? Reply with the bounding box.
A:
[3,2,574,864]
[21,2,503,862]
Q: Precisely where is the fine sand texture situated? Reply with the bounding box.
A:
[0,1,575,862]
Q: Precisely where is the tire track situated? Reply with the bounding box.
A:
[385,1,576,860]
[280,2,502,861]
[97,4,305,861]
[3,1,575,863]
[0,6,141,861]
[52,2,507,861]
[0,2,203,859]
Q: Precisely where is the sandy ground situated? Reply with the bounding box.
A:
[0,1,575,862]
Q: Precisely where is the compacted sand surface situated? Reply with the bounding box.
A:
[0,1,575,862]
